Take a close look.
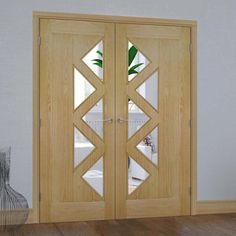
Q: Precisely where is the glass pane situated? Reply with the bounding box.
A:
[82,41,103,80]
[128,157,149,195]
[74,67,95,110]
[74,127,95,168]
[137,127,158,165]
[83,99,103,139]
[137,71,158,110]
[128,41,150,81]
[83,157,103,197]
[128,99,149,138]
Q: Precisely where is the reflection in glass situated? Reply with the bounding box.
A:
[128,99,149,138]
[137,71,158,110]
[83,157,103,197]
[74,127,95,168]
[74,67,95,110]
[83,41,103,80]
[137,127,158,165]
[83,99,103,139]
[128,157,149,195]
[128,41,150,81]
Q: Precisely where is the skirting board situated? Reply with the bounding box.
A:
[26,209,36,224]
[195,201,236,215]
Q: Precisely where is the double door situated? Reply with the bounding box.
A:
[40,18,191,223]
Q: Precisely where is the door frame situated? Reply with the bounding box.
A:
[32,11,197,224]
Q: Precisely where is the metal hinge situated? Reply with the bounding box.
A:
[189,119,192,128]
[39,192,42,201]
[189,187,192,195]
[39,118,42,128]
[189,43,193,53]
[38,36,41,46]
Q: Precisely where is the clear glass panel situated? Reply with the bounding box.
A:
[136,71,158,110]
[128,99,149,138]
[74,67,95,110]
[83,157,103,197]
[137,127,158,165]
[74,127,95,168]
[83,99,103,139]
[128,157,149,195]
[82,41,103,80]
[128,41,150,81]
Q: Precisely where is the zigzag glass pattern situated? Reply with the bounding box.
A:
[82,41,103,80]
[82,157,103,197]
[137,127,159,166]
[128,157,149,195]
[74,127,95,168]
[74,67,95,110]
[136,71,158,110]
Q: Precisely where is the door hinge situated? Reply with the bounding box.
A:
[39,192,42,201]
[38,36,41,46]
[189,43,193,53]
[39,118,42,128]
[189,187,192,195]
[189,119,192,128]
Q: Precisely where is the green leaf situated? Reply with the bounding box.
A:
[128,69,138,75]
[128,46,138,66]
[128,63,143,75]
[92,59,103,68]
[96,50,103,57]
[92,59,102,64]
[93,62,103,68]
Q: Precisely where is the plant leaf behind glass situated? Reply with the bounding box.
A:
[92,46,143,75]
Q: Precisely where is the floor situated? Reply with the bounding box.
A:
[1,214,236,236]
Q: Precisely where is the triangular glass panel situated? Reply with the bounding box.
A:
[136,71,158,110]
[74,126,95,168]
[82,41,103,80]
[128,99,149,138]
[137,127,159,166]
[128,41,150,81]
[83,99,103,139]
[128,157,150,195]
[83,157,103,197]
[74,67,95,110]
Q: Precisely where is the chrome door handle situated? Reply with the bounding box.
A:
[95,118,113,123]
[117,118,145,123]
[117,117,129,123]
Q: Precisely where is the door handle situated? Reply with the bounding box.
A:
[117,117,129,123]
[117,118,145,123]
[95,118,113,123]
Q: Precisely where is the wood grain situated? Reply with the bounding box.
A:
[6,214,236,236]
[39,19,115,222]
[116,24,191,219]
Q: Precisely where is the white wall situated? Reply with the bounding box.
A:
[1,0,236,207]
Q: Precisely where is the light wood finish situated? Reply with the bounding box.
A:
[33,11,197,27]
[190,25,198,215]
[31,14,40,224]
[196,201,236,215]
[33,12,198,223]
[116,24,191,218]
[39,19,115,222]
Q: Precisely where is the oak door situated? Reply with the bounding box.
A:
[115,24,191,218]
[39,19,191,223]
[40,19,115,222]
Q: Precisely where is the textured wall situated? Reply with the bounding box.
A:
[0,0,236,207]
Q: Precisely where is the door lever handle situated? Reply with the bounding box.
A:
[96,118,113,123]
[117,117,145,123]
[117,117,129,123]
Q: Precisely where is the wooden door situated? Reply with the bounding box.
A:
[39,19,115,222]
[116,24,191,218]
